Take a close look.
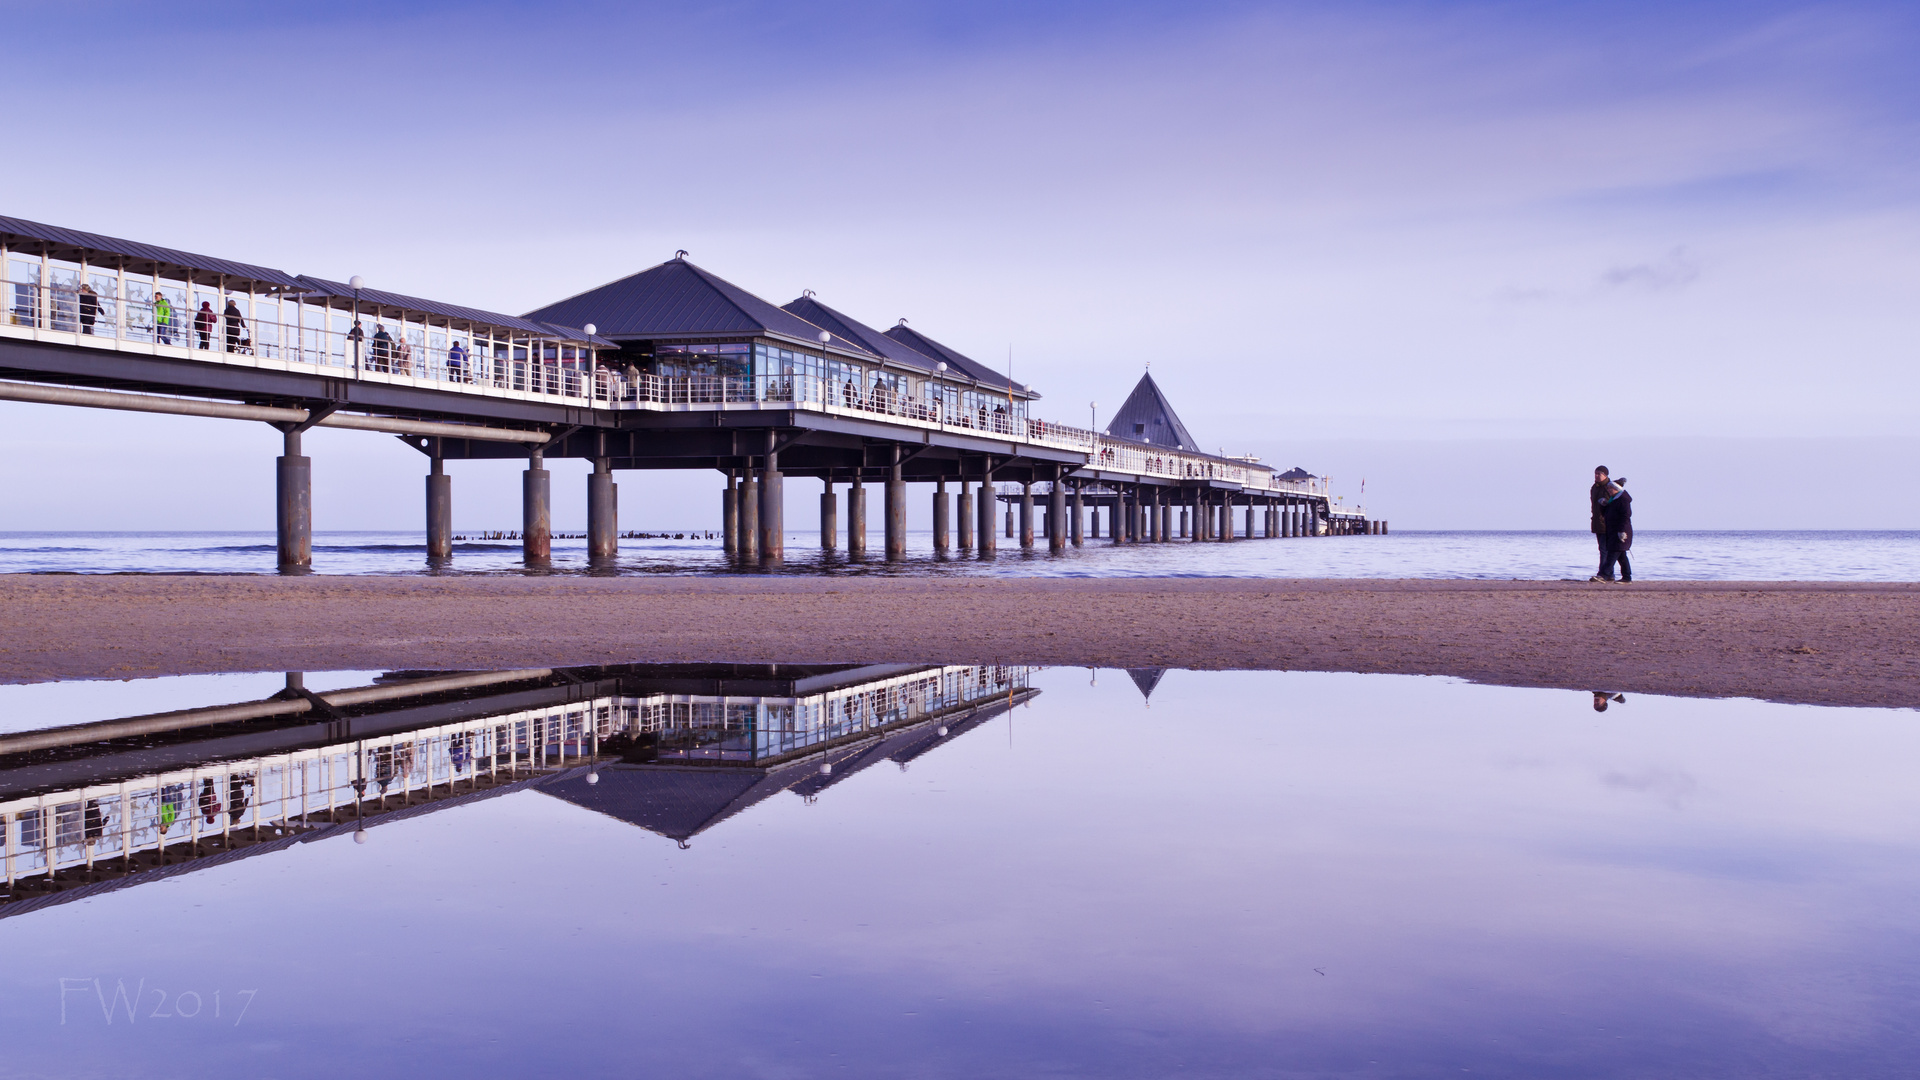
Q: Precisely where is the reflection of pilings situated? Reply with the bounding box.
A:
[0,669,556,756]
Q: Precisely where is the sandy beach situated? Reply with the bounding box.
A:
[1,575,1914,708]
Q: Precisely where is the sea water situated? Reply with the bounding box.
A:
[1,529,1917,579]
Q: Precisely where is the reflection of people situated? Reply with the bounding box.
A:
[1591,691,1626,712]
[197,777,223,823]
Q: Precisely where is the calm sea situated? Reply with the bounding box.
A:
[0,528,1916,579]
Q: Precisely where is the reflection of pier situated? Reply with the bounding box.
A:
[0,663,1036,916]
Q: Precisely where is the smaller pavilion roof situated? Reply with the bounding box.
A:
[783,295,939,374]
[1105,372,1198,451]
[1275,467,1318,481]
[883,322,1032,397]
[522,258,878,358]
[297,276,613,345]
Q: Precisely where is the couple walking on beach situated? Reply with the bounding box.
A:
[1590,466,1633,583]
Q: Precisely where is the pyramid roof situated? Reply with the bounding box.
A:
[522,257,878,357]
[1105,373,1199,451]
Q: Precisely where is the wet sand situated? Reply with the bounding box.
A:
[0,576,1915,708]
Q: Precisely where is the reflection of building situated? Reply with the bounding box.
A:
[0,663,1036,917]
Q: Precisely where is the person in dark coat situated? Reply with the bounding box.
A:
[193,301,216,349]
[222,299,245,352]
[1589,466,1612,578]
[1593,480,1633,582]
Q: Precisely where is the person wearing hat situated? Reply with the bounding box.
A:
[222,298,246,353]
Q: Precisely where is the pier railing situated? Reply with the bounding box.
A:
[3,272,1322,495]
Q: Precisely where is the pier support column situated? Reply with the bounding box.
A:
[1048,479,1067,552]
[1158,495,1171,544]
[847,480,867,556]
[739,472,759,560]
[522,447,551,564]
[1112,494,1126,545]
[722,471,739,554]
[958,481,974,550]
[587,455,617,561]
[425,444,452,562]
[1245,503,1255,539]
[1218,496,1232,542]
[885,456,906,560]
[758,452,783,562]
[276,428,312,572]
[1019,483,1034,548]
[1180,506,1190,539]
[821,479,838,551]
[933,479,950,553]
[1005,499,1015,539]
[978,473,997,553]
[1070,484,1084,547]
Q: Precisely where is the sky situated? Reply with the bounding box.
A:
[1,0,1915,530]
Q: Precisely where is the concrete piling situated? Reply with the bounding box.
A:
[958,481,974,550]
[276,428,311,572]
[426,452,452,561]
[739,473,759,560]
[1049,480,1067,552]
[977,475,997,553]
[885,461,906,560]
[848,480,867,556]
[820,480,838,551]
[587,457,617,561]
[722,471,739,554]
[758,453,783,562]
[1019,482,1034,549]
[522,447,551,564]
[1070,484,1084,546]
[933,478,949,553]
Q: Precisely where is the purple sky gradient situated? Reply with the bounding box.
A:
[2,1,1915,529]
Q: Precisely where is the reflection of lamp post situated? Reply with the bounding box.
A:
[349,275,364,376]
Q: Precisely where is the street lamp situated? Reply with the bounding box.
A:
[348,275,365,377]
[1089,400,1098,431]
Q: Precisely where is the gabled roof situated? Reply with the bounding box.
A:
[297,276,612,345]
[782,295,938,374]
[522,258,878,357]
[1105,372,1198,451]
[883,323,1032,397]
[0,214,304,289]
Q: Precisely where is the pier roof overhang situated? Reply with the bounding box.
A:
[884,322,1035,400]
[1,214,304,290]
[296,276,613,346]
[521,258,880,361]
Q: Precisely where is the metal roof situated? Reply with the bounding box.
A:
[0,214,305,289]
[1105,373,1199,451]
[522,258,879,359]
[297,276,612,345]
[882,323,1032,397]
[782,295,939,374]
[1275,467,1318,481]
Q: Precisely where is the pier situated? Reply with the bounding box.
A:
[1,215,1383,568]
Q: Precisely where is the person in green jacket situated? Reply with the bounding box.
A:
[153,292,173,345]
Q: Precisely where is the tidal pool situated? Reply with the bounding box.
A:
[1,664,1915,1078]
